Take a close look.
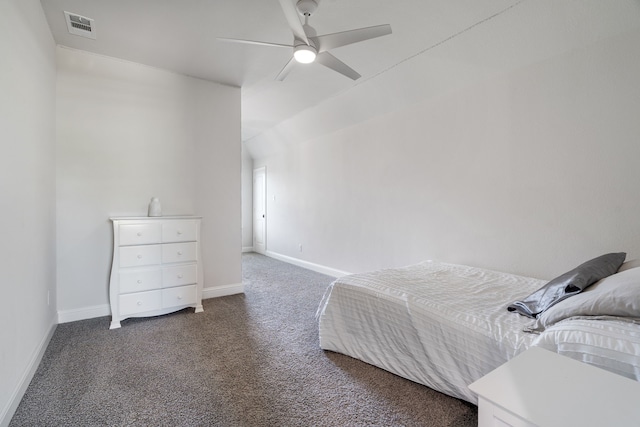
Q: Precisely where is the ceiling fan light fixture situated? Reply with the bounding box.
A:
[294,44,317,63]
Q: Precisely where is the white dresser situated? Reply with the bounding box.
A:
[469,347,640,427]
[109,216,204,329]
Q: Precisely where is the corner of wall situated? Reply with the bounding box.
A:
[0,322,56,427]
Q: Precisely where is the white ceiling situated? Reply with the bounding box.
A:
[40,0,640,146]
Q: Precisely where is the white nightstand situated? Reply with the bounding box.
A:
[469,347,640,427]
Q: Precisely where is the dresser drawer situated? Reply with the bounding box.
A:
[119,268,162,293]
[119,290,162,316]
[162,285,197,308]
[119,245,162,268]
[162,264,197,288]
[119,223,162,246]
[162,220,197,243]
[162,242,197,264]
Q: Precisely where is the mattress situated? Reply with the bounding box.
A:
[317,260,547,404]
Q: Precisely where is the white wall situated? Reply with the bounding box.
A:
[241,145,254,251]
[192,76,242,294]
[253,25,640,280]
[56,47,242,321]
[0,0,57,425]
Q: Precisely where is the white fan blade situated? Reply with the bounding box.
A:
[315,24,392,52]
[316,52,361,80]
[217,37,293,49]
[275,57,297,81]
[278,0,309,45]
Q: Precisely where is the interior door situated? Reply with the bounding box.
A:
[253,167,266,254]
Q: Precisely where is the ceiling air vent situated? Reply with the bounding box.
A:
[64,11,96,40]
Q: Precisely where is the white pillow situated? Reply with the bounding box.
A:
[619,259,640,272]
[526,265,640,333]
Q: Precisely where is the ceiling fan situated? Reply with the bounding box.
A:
[218,0,392,81]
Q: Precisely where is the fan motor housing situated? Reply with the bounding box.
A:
[296,0,318,17]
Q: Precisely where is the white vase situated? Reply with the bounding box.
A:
[148,197,162,217]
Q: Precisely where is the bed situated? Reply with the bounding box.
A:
[316,258,640,404]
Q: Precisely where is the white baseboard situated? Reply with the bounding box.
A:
[242,246,254,253]
[264,251,351,278]
[58,283,244,323]
[57,284,245,323]
[1,321,56,427]
[58,304,111,324]
[202,282,244,299]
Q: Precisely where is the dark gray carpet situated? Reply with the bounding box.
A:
[10,253,477,426]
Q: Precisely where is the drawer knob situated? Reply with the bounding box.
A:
[177,251,183,256]
[137,301,142,306]
[137,232,142,237]
[177,295,182,300]
[177,274,183,279]
[137,279,142,284]
[177,230,183,235]
[137,254,143,259]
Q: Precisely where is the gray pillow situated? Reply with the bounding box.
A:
[526,265,640,332]
[507,252,626,318]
